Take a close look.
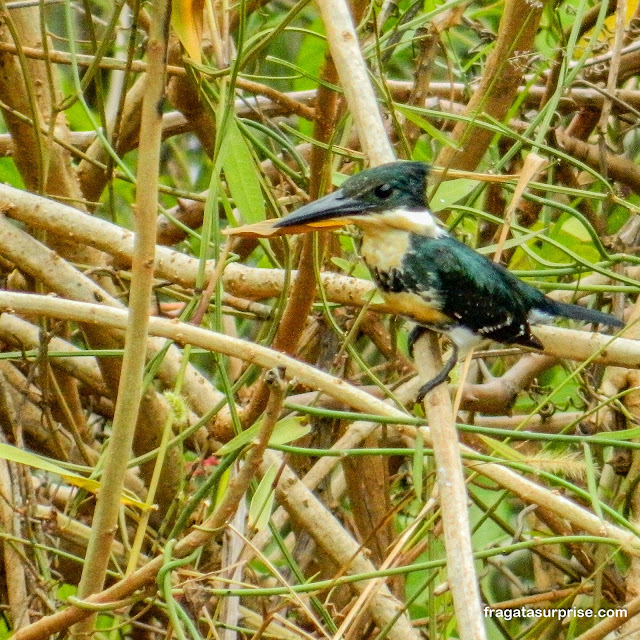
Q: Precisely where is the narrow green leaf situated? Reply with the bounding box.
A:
[328,256,372,281]
[221,118,265,225]
[331,257,354,271]
[332,171,350,187]
[270,417,310,445]
[368,289,387,306]
[593,426,640,441]
[249,463,277,530]
[429,179,477,212]
[216,417,310,457]
[476,435,525,462]
[477,229,546,255]
[395,104,457,149]
[214,424,259,457]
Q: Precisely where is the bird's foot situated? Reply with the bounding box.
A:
[416,344,459,403]
[416,377,446,403]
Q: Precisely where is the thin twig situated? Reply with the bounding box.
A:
[414,333,487,640]
[314,0,394,164]
[72,1,170,633]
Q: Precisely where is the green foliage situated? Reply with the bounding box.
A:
[249,462,277,530]
[430,178,478,212]
[216,416,310,456]
[221,117,266,225]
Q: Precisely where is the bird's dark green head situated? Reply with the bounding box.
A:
[275,161,429,230]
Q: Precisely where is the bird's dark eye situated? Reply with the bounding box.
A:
[374,183,393,199]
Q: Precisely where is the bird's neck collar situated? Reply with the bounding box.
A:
[356,208,445,238]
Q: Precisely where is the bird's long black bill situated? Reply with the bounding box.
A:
[274,189,373,229]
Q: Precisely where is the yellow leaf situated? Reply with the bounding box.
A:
[0,443,148,509]
[222,218,345,238]
[172,0,204,64]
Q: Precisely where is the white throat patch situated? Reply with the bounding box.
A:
[373,208,446,238]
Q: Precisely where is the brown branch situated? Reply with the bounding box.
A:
[315,0,394,164]
[0,185,633,373]
[239,49,338,429]
[12,366,287,640]
[574,593,640,640]
[435,0,544,173]
[264,447,419,640]
[0,313,107,396]
[403,5,466,150]
[1,292,639,557]
[0,40,187,77]
[556,128,640,195]
[460,353,557,413]
[414,333,487,640]
[0,426,30,629]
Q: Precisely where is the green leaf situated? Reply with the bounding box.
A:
[331,257,354,271]
[329,256,372,280]
[216,417,310,457]
[561,216,592,242]
[171,0,204,63]
[395,104,457,149]
[221,118,265,225]
[332,171,350,187]
[591,426,640,441]
[248,463,277,530]
[368,289,387,306]
[478,229,546,255]
[0,443,147,509]
[270,417,310,445]
[476,435,525,462]
[429,179,477,212]
[293,17,325,92]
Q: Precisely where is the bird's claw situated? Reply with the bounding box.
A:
[416,376,448,403]
[408,325,427,358]
[415,343,459,403]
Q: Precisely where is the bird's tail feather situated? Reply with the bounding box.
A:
[540,299,623,328]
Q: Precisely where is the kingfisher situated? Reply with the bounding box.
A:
[272,161,624,400]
